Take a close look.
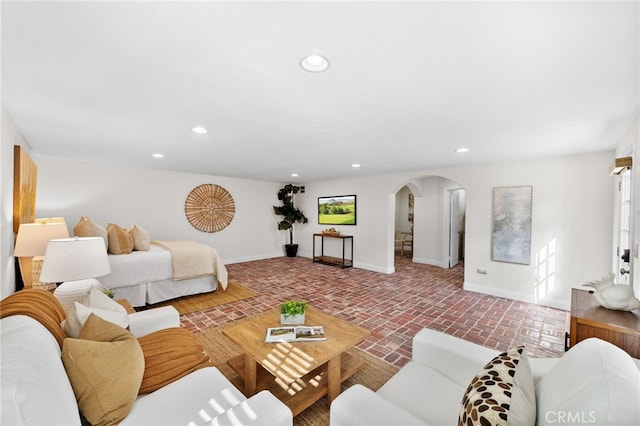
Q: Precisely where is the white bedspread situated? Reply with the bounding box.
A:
[98,242,228,291]
[99,245,172,288]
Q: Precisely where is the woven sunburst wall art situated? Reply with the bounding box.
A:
[184,184,235,233]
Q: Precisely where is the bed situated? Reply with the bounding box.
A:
[97,241,228,307]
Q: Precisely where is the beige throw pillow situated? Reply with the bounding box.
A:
[62,314,144,426]
[73,216,108,250]
[127,224,151,251]
[107,223,134,254]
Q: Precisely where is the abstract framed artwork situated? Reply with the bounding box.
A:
[491,185,532,265]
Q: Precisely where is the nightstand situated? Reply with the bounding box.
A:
[568,287,640,358]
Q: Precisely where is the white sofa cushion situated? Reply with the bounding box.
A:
[128,305,180,338]
[330,384,425,426]
[122,367,292,426]
[459,346,535,426]
[536,338,640,426]
[377,361,464,425]
[1,316,81,426]
[411,328,500,388]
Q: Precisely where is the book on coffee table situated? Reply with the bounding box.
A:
[265,325,327,343]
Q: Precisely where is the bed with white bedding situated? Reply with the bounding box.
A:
[97,242,228,307]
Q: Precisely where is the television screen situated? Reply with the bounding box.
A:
[318,195,356,225]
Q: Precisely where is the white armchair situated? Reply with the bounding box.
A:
[128,305,179,337]
[53,280,180,338]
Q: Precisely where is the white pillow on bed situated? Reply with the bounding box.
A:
[127,224,150,251]
[63,287,129,338]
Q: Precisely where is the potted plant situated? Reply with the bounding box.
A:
[273,184,308,257]
[280,300,307,325]
[100,287,115,299]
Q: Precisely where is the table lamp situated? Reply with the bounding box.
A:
[13,221,70,289]
[39,237,111,290]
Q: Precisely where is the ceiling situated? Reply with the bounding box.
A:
[2,1,639,183]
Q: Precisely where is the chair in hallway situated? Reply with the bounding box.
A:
[395,231,413,255]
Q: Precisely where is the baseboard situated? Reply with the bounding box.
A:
[224,252,284,265]
[535,297,570,311]
[412,257,447,268]
[296,250,393,273]
[463,281,535,304]
[463,281,570,311]
[353,262,394,274]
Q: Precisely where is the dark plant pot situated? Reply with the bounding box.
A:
[285,244,299,257]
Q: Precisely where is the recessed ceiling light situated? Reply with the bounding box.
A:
[352,163,361,168]
[300,54,330,72]
[191,126,208,134]
[152,153,164,158]
[291,173,299,177]
[455,147,469,153]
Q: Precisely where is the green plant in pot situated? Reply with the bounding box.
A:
[273,184,308,257]
[280,300,307,325]
[100,288,115,299]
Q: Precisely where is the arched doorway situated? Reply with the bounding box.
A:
[393,176,466,271]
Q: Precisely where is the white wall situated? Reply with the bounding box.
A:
[412,176,464,268]
[299,151,614,310]
[450,153,613,310]
[2,132,615,311]
[0,107,23,298]
[413,177,446,267]
[299,176,399,273]
[394,186,412,234]
[33,156,287,264]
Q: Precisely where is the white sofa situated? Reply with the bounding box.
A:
[331,328,640,426]
[1,313,293,426]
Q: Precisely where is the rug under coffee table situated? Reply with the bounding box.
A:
[221,306,370,416]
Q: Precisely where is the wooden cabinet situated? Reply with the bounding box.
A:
[569,288,640,358]
[313,233,353,268]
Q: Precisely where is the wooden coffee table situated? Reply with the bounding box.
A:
[221,306,370,416]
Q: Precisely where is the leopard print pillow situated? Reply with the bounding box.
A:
[459,346,535,426]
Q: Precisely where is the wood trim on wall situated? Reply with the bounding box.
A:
[13,146,38,288]
[13,145,37,233]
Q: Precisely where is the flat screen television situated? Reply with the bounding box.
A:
[318,195,356,225]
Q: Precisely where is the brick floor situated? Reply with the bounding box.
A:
[182,253,570,367]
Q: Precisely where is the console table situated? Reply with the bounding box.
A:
[568,287,640,358]
[313,233,353,268]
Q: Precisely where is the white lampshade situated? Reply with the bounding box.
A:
[13,222,70,257]
[39,237,111,283]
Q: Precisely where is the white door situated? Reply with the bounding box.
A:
[616,170,632,285]
[449,190,460,268]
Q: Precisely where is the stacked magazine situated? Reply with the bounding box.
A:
[265,325,327,343]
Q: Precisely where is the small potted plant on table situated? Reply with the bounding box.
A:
[280,300,307,325]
